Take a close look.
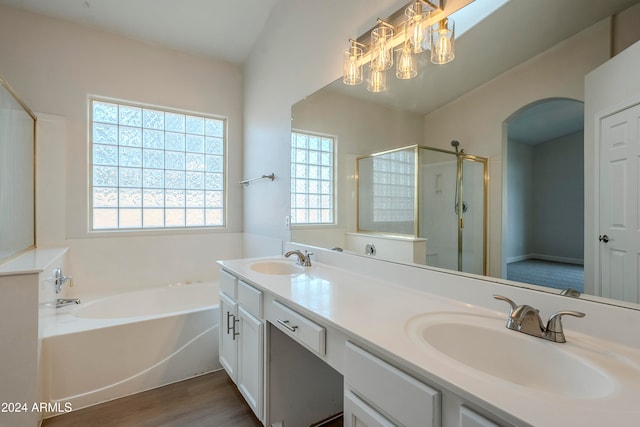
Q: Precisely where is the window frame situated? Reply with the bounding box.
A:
[290,129,338,227]
[88,96,228,233]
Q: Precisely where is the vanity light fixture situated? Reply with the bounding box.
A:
[343,39,365,85]
[396,43,418,79]
[368,66,387,92]
[405,1,430,53]
[430,17,455,64]
[342,0,470,89]
[370,20,395,72]
[396,23,418,79]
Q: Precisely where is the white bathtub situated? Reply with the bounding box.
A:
[41,282,221,415]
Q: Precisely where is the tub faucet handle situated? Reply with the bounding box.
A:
[53,267,73,294]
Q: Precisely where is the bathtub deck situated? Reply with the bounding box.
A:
[42,371,261,427]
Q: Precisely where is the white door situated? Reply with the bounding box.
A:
[599,103,640,303]
[237,306,264,421]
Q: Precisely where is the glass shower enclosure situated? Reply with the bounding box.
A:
[357,145,487,275]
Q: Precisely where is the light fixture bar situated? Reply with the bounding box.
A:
[352,0,473,68]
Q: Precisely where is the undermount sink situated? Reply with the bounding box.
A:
[249,260,304,275]
[405,312,614,399]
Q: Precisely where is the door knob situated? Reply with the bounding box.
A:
[599,235,609,243]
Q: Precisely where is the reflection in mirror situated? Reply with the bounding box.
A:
[291,0,640,308]
[356,145,487,275]
[357,146,416,236]
[0,75,36,262]
[504,98,585,293]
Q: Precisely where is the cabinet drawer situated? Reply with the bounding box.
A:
[345,342,441,427]
[220,269,237,298]
[238,280,262,318]
[270,300,325,355]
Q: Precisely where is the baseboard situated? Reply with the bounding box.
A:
[507,254,584,265]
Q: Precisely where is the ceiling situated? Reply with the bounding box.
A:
[1,0,636,144]
[0,0,282,64]
[507,99,584,145]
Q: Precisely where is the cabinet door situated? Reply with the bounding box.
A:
[219,292,238,383]
[460,406,500,427]
[237,306,264,421]
[344,390,395,427]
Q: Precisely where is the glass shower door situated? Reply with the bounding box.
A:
[419,148,486,275]
[460,157,486,275]
[419,149,459,270]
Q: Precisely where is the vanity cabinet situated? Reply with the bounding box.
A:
[219,270,264,421]
[219,261,514,427]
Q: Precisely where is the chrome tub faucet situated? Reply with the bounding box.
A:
[53,267,73,294]
[55,298,81,308]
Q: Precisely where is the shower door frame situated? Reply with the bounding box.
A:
[355,144,488,274]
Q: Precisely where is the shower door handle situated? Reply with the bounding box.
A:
[599,234,609,243]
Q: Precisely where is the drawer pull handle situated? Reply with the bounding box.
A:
[277,319,298,332]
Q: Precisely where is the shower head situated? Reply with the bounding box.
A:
[450,140,460,153]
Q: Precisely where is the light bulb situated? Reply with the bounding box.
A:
[410,19,425,53]
[344,55,361,85]
[396,45,417,79]
[430,19,455,64]
[371,24,394,71]
[367,67,386,92]
[343,42,363,85]
[436,32,452,57]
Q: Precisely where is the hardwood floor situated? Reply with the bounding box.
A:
[42,370,262,427]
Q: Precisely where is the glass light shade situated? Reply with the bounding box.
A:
[367,67,386,92]
[343,44,364,85]
[405,2,428,53]
[370,25,394,71]
[430,18,455,64]
[396,45,417,79]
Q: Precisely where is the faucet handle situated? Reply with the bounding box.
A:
[493,294,518,313]
[544,310,585,343]
[303,250,313,267]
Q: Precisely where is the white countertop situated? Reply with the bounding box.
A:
[0,247,68,276]
[218,256,640,427]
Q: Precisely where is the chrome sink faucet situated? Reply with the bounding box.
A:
[493,295,585,343]
[284,249,313,266]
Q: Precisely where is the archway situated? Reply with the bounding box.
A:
[502,98,585,292]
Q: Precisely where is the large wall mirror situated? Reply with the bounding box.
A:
[291,0,640,309]
[0,75,36,261]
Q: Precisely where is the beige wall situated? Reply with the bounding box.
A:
[291,88,424,248]
[421,20,611,276]
[0,5,245,290]
[613,2,640,55]
[243,0,406,241]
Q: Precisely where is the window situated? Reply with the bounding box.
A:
[290,131,335,225]
[372,150,414,223]
[90,98,225,230]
